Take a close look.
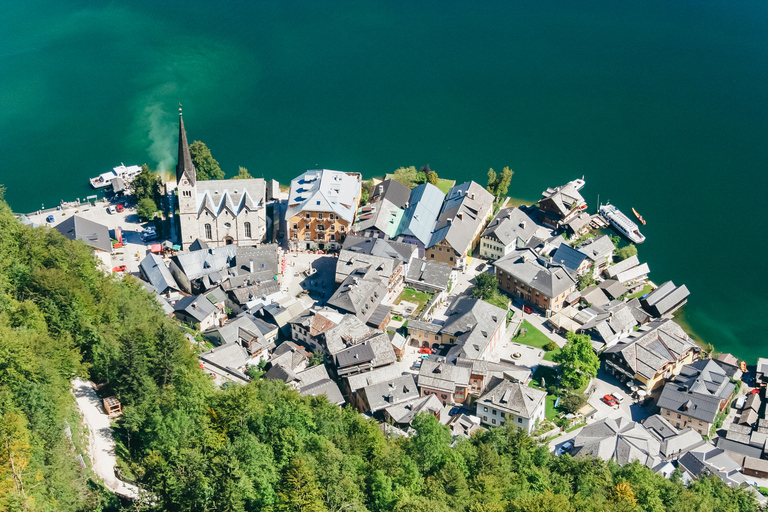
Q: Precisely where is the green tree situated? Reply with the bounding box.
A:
[360,179,375,206]
[486,168,497,195]
[577,273,595,291]
[472,273,499,301]
[615,244,638,262]
[130,163,162,204]
[276,457,325,512]
[555,332,600,390]
[190,140,225,180]
[407,413,452,476]
[427,171,438,185]
[232,166,254,179]
[308,351,325,367]
[392,166,419,189]
[137,197,158,222]
[486,166,514,198]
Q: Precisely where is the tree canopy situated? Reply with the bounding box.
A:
[472,273,509,310]
[232,166,254,180]
[130,164,161,206]
[190,140,225,180]
[136,197,158,222]
[555,332,601,390]
[615,244,638,262]
[486,166,514,198]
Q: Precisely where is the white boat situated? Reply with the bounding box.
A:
[89,164,142,189]
[599,203,645,244]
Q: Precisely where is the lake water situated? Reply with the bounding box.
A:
[1,0,766,360]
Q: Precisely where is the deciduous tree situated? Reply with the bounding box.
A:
[190,140,225,180]
[555,332,600,390]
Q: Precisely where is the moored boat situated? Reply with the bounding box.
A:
[89,164,142,189]
[599,203,645,244]
[632,207,646,225]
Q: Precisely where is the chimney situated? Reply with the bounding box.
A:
[457,212,463,220]
[520,221,527,229]
[249,259,254,273]
[447,218,453,225]
[193,303,198,308]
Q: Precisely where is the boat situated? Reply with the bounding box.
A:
[632,207,646,225]
[89,164,142,189]
[599,203,646,244]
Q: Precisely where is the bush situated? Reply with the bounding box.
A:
[559,392,587,414]
[544,341,558,352]
[137,197,158,222]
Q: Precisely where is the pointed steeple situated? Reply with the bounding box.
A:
[176,105,196,186]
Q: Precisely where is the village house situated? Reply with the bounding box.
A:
[286,169,362,252]
[357,374,420,415]
[475,379,547,434]
[404,258,455,295]
[384,394,443,429]
[641,281,690,318]
[417,360,472,406]
[54,215,113,269]
[288,308,343,353]
[176,110,267,250]
[335,235,416,300]
[174,292,227,331]
[326,267,391,329]
[657,359,736,436]
[575,235,615,278]
[259,299,309,338]
[494,248,577,313]
[537,179,587,228]
[344,365,405,411]
[139,253,180,297]
[351,179,411,239]
[550,243,591,277]
[603,318,699,391]
[395,183,445,257]
[204,313,278,347]
[425,181,494,269]
[479,207,538,261]
[265,362,345,406]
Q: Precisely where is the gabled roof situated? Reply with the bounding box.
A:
[551,244,589,275]
[195,179,266,218]
[417,360,471,393]
[539,179,586,218]
[327,268,388,324]
[346,364,405,393]
[576,235,614,262]
[604,319,698,381]
[287,170,361,223]
[335,248,400,284]
[477,380,547,419]
[342,235,416,262]
[335,343,375,368]
[481,207,538,247]
[657,359,735,423]
[198,342,248,370]
[494,248,577,298]
[322,315,377,355]
[385,394,443,426]
[571,417,662,468]
[397,183,445,246]
[176,110,196,185]
[353,180,410,237]
[642,281,690,317]
[54,215,112,253]
[172,245,238,281]
[605,255,640,279]
[204,314,263,345]
[616,263,650,285]
[429,181,494,253]
[441,298,506,360]
[371,179,411,208]
[140,253,179,293]
[405,259,453,291]
[361,374,420,413]
[175,294,218,323]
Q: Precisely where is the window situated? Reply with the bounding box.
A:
[492,419,496,425]
[441,394,447,399]
[244,222,251,237]
[305,213,311,219]
[330,234,335,241]
[329,213,334,220]
[430,254,435,259]
[435,335,439,340]
[666,410,671,416]
[517,417,522,424]
[204,224,212,239]
[330,224,335,231]
[438,247,442,251]
[305,232,311,240]
[450,257,454,262]
[677,414,681,419]
[182,190,191,197]
[318,213,324,220]
[317,225,325,231]
[484,407,488,412]
[492,410,497,415]
[293,223,298,229]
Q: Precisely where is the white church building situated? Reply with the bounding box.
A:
[176,109,267,250]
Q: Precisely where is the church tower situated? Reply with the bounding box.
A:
[177,106,199,248]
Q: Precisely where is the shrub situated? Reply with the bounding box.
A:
[544,341,558,352]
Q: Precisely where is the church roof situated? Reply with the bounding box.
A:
[176,108,196,186]
[195,180,266,218]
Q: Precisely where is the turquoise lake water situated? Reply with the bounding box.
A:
[1,1,766,360]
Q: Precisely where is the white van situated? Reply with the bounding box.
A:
[611,392,625,404]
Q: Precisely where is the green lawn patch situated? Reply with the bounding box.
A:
[516,320,561,362]
[544,394,558,421]
[396,287,432,316]
[628,283,653,300]
[435,178,454,194]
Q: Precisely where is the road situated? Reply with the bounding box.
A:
[72,379,139,500]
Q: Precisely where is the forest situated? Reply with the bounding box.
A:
[0,192,761,512]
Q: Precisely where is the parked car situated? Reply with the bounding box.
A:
[413,361,422,370]
[112,265,127,272]
[602,394,618,407]
[523,305,533,314]
[46,215,55,223]
[611,392,625,404]
[418,347,432,354]
[116,204,125,213]
[107,206,117,214]
[421,354,430,360]
[556,440,574,456]
[449,407,462,416]
[476,263,486,271]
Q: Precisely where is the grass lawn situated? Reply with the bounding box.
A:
[515,320,561,362]
[396,287,432,316]
[628,283,654,300]
[544,395,558,421]
[435,178,455,194]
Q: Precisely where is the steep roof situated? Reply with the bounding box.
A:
[286,170,361,223]
[476,380,547,420]
[441,297,506,360]
[576,235,615,262]
[371,179,411,208]
[642,281,690,317]
[417,360,471,393]
[176,109,196,185]
[397,183,445,246]
[385,394,443,425]
[571,417,662,468]
[605,255,640,279]
[175,294,218,323]
[429,181,494,253]
[604,319,698,381]
[353,180,410,236]
[139,253,179,293]
[54,215,112,253]
[482,207,538,246]
[327,267,388,324]
[361,374,420,413]
[405,259,453,292]
[198,342,248,370]
[172,245,238,281]
[539,179,586,218]
[494,248,577,298]
[657,359,735,423]
[551,244,589,275]
[341,235,416,262]
[195,179,266,218]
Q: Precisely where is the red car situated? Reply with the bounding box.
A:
[116,204,125,213]
[418,347,432,355]
[602,394,618,407]
[523,306,533,314]
[112,265,127,272]
[750,388,760,394]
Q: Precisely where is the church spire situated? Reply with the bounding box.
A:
[176,105,196,186]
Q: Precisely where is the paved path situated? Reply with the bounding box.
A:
[72,379,139,500]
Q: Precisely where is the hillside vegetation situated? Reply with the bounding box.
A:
[0,192,759,512]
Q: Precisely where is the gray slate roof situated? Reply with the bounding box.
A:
[417,360,471,393]
[175,294,218,323]
[327,268,388,324]
[385,394,443,425]
[494,248,577,298]
[605,255,640,279]
[140,253,179,293]
[539,180,587,218]
[405,259,453,291]
[551,244,589,275]
[195,179,265,218]
[481,207,538,247]
[571,416,662,468]
[342,234,417,262]
[476,379,547,419]
[361,374,420,413]
[204,314,263,345]
[441,298,507,360]
[198,342,249,371]
[172,245,238,281]
[576,235,614,262]
[54,215,112,253]
[657,359,735,424]
[604,319,698,381]
[642,281,690,317]
[429,181,494,253]
[397,183,445,247]
[296,365,345,405]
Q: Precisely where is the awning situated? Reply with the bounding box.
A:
[150,243,162,253]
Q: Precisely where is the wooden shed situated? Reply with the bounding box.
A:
[103,396,122,415]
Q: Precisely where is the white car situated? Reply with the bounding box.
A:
[611,392,625,404]
[556,440,574,456]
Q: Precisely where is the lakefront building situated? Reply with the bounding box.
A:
[176,109,267,250]
[286,169,362,252]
